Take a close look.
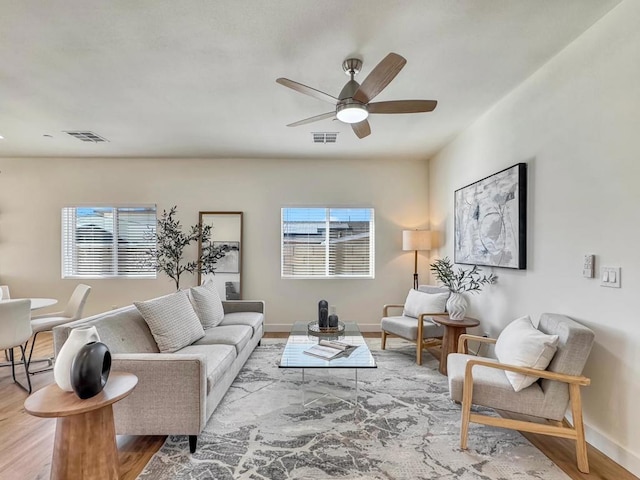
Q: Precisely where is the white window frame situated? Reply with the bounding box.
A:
[281,207,375,279]
[61,204,157,279]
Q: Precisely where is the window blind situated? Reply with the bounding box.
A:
[62,206,157,278]
[281,207,374,278]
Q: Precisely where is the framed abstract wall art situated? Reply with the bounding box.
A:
[454,163,527,269]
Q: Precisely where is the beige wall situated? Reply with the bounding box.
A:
[0,156,430,330]
[428,0,640,474]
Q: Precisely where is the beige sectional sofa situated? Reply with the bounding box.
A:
[53,295,264,453]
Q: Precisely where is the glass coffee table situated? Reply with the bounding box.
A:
[279,321,377,407]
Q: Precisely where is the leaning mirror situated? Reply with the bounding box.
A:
[198,211,243,300]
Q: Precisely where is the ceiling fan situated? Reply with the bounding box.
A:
[276,52,437,139]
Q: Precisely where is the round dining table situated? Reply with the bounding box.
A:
[0,297,58,310]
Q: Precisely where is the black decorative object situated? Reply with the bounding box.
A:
[70,341,112,399]
[328,314,339,328]
[318,300,329,329]
[307,320,346,337]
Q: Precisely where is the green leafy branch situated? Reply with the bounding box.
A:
[429,257,497,294]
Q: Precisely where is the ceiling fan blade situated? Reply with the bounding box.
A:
[276,78,338,104]
[352,53,406,104]
[352,120,371,139]
[368,100,438,114]
[286,111,335,127]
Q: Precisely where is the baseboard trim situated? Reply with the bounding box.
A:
[584,422,640,477]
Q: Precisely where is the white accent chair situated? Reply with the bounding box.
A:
[380,285,449,365]
[448,313,595,473]
[27,284,92,370]
[0,299,33,393]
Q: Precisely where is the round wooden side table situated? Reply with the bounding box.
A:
[24,372,138,480]
[430,315,480,375]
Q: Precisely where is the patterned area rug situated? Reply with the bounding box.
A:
[136,339,569,480]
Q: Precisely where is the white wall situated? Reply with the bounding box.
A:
[0,155,430,330]
[428,0,640,474]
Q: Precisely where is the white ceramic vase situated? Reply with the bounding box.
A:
[446,292,468,320]
[54,326,100,392]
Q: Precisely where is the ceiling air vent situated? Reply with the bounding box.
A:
[64,131,109,143]
[312,132,338,144]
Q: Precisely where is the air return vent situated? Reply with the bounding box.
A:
[64,131,109,143]
[312,132,338,144]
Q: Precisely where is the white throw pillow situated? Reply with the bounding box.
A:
[189,281,225,329]
[134,291,205,353]
[402,289,449,319]
[495,315,559,392]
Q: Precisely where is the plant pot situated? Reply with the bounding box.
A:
[54,326,100,392]
[446,292,468,320]
[71,341,112,399]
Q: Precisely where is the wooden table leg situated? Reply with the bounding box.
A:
[51,404,119,480]
[439,325,467,376]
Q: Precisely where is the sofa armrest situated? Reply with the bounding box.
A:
[383,304,404,317]
[110,353,207,435]
[222,300,265,315]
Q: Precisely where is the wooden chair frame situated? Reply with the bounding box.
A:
[457,334,591,473]
[381,304,443,365]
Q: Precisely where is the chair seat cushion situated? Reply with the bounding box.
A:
[447,353,565,421]
[31,316,74,334]
[381,315,444,341]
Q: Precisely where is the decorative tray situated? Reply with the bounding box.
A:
[307,321,345,337]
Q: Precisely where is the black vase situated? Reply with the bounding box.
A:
[328,314,339,328]
[318,300,329,329]
[70,341,112,399]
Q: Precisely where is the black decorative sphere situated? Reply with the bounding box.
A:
[70,341,112,399]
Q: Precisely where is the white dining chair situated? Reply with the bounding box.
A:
[0,299,33,393]
[27,284,91,372]
[0,285,10,300]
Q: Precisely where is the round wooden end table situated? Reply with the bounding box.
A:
[430,315,480,376]
[24,372,138,480]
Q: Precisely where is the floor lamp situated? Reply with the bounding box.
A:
[402,230,431,289]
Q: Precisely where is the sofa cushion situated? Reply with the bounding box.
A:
[193,324,252,355]
[495,316,559,392]
[219,311,264,335]
[189,281,225,329]
[177,343,236,394]
[381,315,444,340]
[134,291,205,353]
[402,289,448,319]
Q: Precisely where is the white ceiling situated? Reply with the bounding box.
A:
[0,0,620,161]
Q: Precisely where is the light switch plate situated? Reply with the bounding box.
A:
[600,266,621,288]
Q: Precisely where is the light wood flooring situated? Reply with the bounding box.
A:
[0,333,636,480]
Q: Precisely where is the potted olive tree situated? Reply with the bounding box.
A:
[429,257,497,320]
[145,206,228,290]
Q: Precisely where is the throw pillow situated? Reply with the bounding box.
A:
[189,281,225,329]
[402,289,449,319]
[134,291,205,353]
[495,315,559,392]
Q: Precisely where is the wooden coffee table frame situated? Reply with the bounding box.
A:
[24,372,137,480]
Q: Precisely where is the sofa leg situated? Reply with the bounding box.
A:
[258,339,262,347]
[189,435,198,453]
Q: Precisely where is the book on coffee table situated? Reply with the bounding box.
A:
[304,340,357,360]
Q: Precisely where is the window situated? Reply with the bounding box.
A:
[62,206,157,278]
[281,207,375,278]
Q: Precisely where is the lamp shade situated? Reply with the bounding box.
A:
[402,230,431,251]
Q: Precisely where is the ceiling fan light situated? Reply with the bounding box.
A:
[336,103,369,124]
